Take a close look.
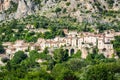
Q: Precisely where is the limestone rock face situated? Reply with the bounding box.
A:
[15,0,29,18]
[0,0,120,22]
[0,13,5,21]
[41,0,56,11]
[4,0,11,10]
[15,0,37,19]
[0,0,11,12]
[0,0,37,20]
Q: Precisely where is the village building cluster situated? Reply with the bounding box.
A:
[2,29,120,59]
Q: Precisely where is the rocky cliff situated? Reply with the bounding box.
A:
[0,0,120,23]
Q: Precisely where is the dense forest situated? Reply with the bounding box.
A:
[0,47,120,80]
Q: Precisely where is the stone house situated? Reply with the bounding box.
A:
[2,30,120,59]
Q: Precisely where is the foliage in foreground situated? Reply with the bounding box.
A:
[0,48,120,80]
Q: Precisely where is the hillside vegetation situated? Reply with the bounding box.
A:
[0,48,120,80]
[0,0,120,80]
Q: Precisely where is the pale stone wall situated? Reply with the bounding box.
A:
[104,44,113,50]
[66,38,72,46]
[71,38,77,47]
[78,38,83,49]
[98,39,104,50]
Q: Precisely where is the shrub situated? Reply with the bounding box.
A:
[66,2,71,6]
[55,7,61,13]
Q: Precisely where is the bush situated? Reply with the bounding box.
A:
[55,7,61,13]
[62,8,67,13]
[66,2,71,6]
[11,51,27,64]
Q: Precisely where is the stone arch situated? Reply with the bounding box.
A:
[70,48,74,56]
[64,49,70,56]
[65,48,71,56]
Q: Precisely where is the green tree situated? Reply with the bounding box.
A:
[57,30,65,37]
[82,62,120,80]
[72,50,82,58]
[43,47,49,54]
[93,47,99,54]
[66,59,87,72]
[11,51,27,64]
[113,36,120,58]
[47,59,55,70]
[33,22,39,28]
[9,19,17,28]
[25,69,53,80]
[52,64,77,80]
[53,48,68,63]
[55,7,61,13]
[95,54,105,60]
[44,31,55,39]
[55,7,61,17]
[29,50,39,60]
